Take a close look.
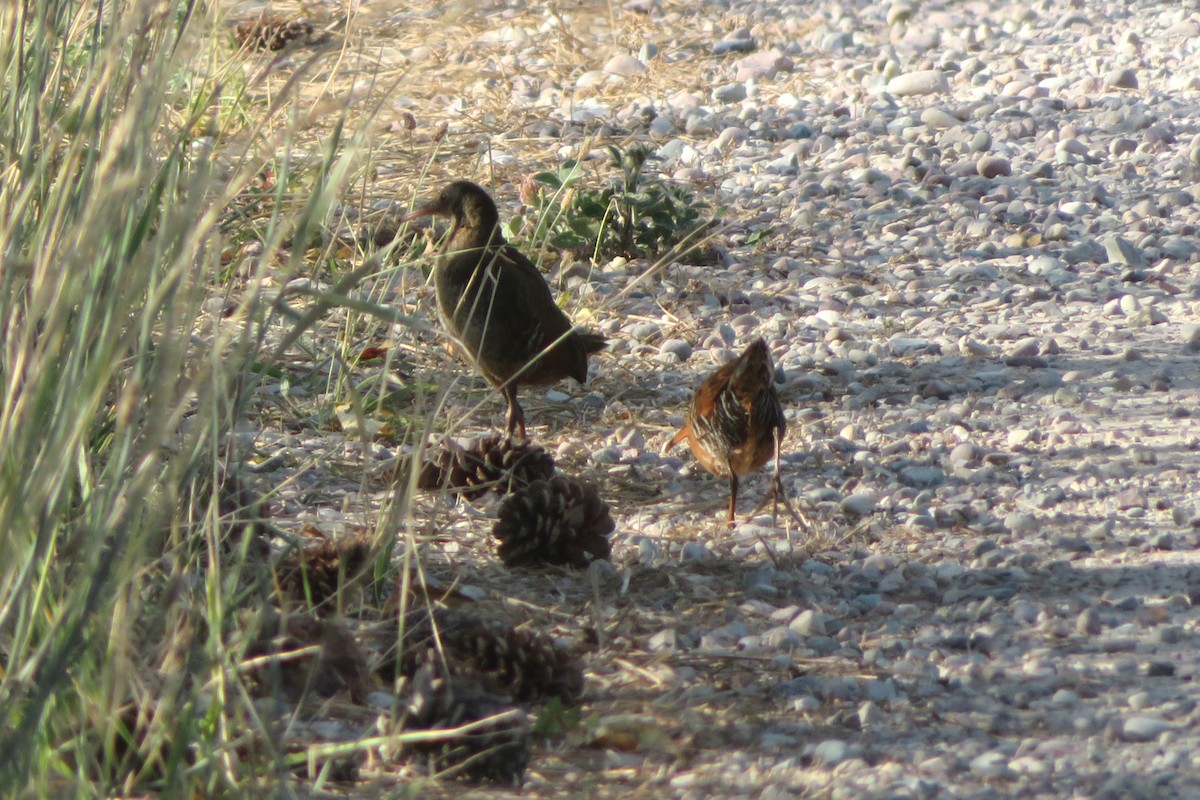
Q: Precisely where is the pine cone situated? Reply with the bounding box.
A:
[276,534,372,609]
[418,435,555,500]
[493,477,613,568]
[233,14,313,51]
[384,609,583,704]
[241,611,371,703]
[404,664,530,785]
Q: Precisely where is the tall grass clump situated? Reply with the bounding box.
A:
[0,0,366,794]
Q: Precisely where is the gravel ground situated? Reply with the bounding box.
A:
[228,0,1200,796]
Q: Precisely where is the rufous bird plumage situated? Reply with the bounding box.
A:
[665,338,794,523]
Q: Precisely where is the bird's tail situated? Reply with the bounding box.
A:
[729,337,773,397]
[576,330,608,355]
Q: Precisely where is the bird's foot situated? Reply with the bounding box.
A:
[773,474,813,533]
[504,414,527,442]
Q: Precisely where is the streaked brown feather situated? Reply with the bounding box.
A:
[665,338,786,521]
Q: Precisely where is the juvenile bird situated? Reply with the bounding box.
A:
[665,338,796,524]
[405,181,606,437]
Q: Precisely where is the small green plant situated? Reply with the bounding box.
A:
[531,698,586,741]
[744,226,773,248]
[529,145,712,261]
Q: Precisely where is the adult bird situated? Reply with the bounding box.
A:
[665,338,802,525]
[405,180,606,438]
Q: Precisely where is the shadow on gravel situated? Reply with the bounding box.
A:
[424,513,1200,794]
[809,346,1200,411]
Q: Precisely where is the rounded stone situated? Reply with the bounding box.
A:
[1104,68,1138,90]
[681,541,711,562]
[886,70,950,96]
[949,442,980,465]
[658,339,693,362]
[841,493,877,516]
[1004,513,1038,535]
[813,739,849,765]
[1076,607,1102,636]
[604,53,647,77]
[789,609,828,637]
[1121,716,1171,742]
[969,130,992,152]
[713,82,748,103]
[977,155,1012,178]
[921,107,961,129]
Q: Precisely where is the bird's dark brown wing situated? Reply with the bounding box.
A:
[470,243,584,385]
[495,243,573,337]
[497,244,607,354]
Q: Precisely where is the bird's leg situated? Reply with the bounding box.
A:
[774,471,813,534]
[772,427,813,533]
[734,461,782,565]
[502,382,526,439]
[727,473,738,526]
[772,428,782,525]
